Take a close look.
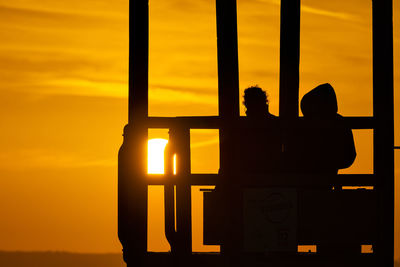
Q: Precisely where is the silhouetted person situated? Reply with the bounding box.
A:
[236,86,282,174]
[222,86,282,264]
[287,83,356,174]
[293,84,358,255]
[243,86,277,120]
[304,83,355,173]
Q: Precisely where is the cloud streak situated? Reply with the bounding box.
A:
[301,5,359,22]
[257,0,359,21]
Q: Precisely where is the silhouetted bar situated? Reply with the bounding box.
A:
[164,136,177,252]
[118,1,149,266]
[215,3,240,260]
[279,0,300,119]
[145,116,375,129]
[146,116,221,129]
[147,174,377,187]
[216,0,240,119]
[216,0,240,206]
[171,127,192,257]
[129,0,149,124]
[372,0,394,265]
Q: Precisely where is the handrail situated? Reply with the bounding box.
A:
[145,116,375,130]
[159,120,377,256]
[147,173,376,186]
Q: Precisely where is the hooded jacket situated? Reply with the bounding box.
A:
[291,83,356,173]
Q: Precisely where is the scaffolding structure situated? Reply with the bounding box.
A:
[118,0,395,266]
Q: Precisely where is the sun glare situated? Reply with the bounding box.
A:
[148,139,169,174]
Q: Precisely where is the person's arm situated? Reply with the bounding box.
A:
[335,115,357,170]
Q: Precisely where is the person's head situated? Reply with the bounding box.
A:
[301,83,338,118]
[243,86,269,117]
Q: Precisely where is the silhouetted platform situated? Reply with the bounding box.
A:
[120,0,395,266]
[143,252,377,267]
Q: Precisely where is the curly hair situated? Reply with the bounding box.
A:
[243,85,269,107]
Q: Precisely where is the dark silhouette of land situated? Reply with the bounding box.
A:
[0,251,125,267]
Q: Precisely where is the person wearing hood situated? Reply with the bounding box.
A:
[287,83,356,174]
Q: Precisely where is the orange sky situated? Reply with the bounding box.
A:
[0,0,399,260]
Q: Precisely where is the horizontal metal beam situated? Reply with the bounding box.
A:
[146,174,376,186]
[145,116,375,130]
[146,116,221,129]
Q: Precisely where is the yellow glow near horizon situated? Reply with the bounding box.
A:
[148,139,169,174]
[173,154,177,175]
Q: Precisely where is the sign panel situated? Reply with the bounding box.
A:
[243,188,297,252]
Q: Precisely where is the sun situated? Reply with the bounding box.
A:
[148,138,169,174]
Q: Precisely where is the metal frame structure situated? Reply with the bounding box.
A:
[119,0,395,266]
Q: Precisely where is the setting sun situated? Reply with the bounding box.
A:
[148,139,169,174]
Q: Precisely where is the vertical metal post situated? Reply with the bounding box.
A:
[119,0,149,266]
[279,0,301,119]
[127,0,149,183]
[216,0,240,121]
[173,127,192,257]
[372,0,394,265]
[216,0,240,261]
[216,0,240,178]
[164,135,177,253]
[129,0,149,125]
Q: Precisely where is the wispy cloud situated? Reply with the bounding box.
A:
[257,0,359,21]
[0,149,117,170]
[191,137,219,148]
[0,0,127,19]
[149,87,217,106]
[0,3,128,98]
[301,5,359,22]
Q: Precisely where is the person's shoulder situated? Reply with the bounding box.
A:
[266,113,278,119]
[264,113,280,130]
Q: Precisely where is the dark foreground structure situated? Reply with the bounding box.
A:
[118,0,395,266]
